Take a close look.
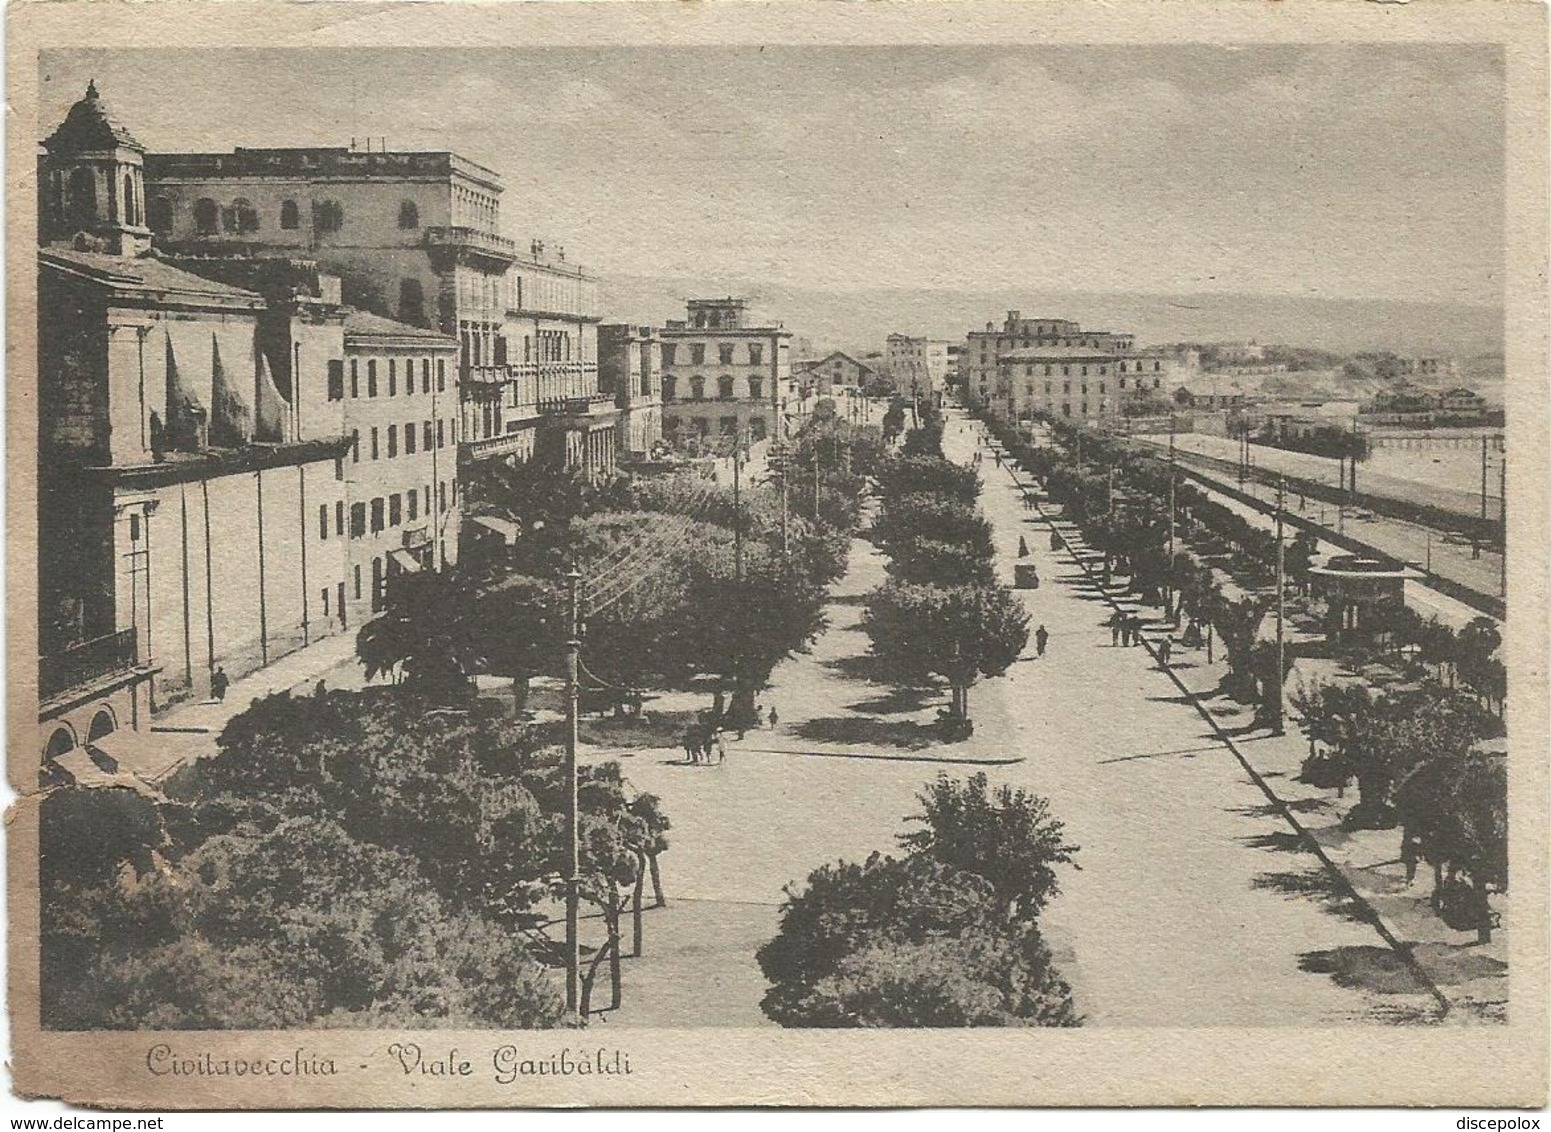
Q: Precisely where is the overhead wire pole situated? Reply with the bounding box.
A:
[1272,475,1286,736]
[1167,414,1177,620]
[562,562,582,1020]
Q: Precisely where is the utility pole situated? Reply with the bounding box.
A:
[1107,466,1115,514]
[777,443,790,559]
[813,435,821,522]
[1272,476,1286,736]
[1167,416,1177,617]
[1480,435,1489,524]
[733,435,745,583]
[562,563,582,1020]
[1499,446,1507,599]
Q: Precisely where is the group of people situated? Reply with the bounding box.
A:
[1108,611,1174,668]
[1109,611,1146,648]
[680,704,779,766]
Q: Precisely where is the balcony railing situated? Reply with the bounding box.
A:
[424,227,518,266]
[538,394,614,417]
[462,432,533,460]
[40,628,138,701]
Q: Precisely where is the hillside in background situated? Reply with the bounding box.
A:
[599,275,1503,360]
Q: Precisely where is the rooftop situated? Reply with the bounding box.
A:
[1001,346,1124,362]
[41,248,264,307]
[146,146,504,192]
[43,81,143,153]
[343,309,457,344]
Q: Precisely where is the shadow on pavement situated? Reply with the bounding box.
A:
[794,715,942,750]
[1297,945,1435,995]
[847,687,937,715]
[1238,829,1308,854]
[1252,867,1373,925]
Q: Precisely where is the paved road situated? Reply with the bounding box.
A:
[594,410,1438,1026]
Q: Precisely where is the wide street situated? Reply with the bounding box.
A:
[589,405,1441,1028]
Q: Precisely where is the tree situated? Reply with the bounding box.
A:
[877,455,981,510]
[755,853,1076,1028]
[43,813,564,1030]
[863,581,1029,725]
[899,772,1079,921]
[356,570,487,701]
[872,496,994,565]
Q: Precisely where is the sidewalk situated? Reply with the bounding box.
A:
[995,428,1507,1023]
[137,628,372,782]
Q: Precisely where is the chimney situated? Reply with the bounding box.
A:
[1007,310,1021,327]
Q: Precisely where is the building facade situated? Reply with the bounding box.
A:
[961,312,1135,411]
[141,143,612,473]
[885,334,952,406]
[34,85,464,781]
[798,351,878,396]
[659,299,795,451]
[599,323,664,459]
[338,311,462,619]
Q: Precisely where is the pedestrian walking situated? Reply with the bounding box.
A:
[682,725,699,765]
[768,705,779,729]
[1018,535,1030,558]
[1120,617,1132,648]
[1158,636,1172,668]
[1049,529,1061,551]
[715,729,727,765]
[1029,567,1040,589]
[1110,614,1122,647]
[211,666,229,703]
[1035,624,1049,658]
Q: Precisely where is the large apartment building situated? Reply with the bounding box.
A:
[33,83,462,781]
[658,299,797,451]
[599,323,664,460]
[141,140,613,474]
[962,312,1136,411]
[885,334,952,408]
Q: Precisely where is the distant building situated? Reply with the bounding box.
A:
[962,312,1135,413]
[800,351,880,396]
[598,323,664,460]
[885,334,952,407]
[997,347,1168,425]
[658,298,796,452]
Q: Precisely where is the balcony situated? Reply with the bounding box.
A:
[462,432,535,461]
[40,629,140,702]
[424,226,518,270]
[538,393,615,418]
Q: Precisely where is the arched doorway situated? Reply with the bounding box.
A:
[45,726,75,760]
[87,708,116,743]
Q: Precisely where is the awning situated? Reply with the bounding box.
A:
[388,548,423,574]
[470,514,520,546]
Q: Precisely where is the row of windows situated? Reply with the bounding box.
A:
[660,375,765,403]
[329,357,449,401]
[1024,378,1163,397]
[663,414,768,440]
[170,196,422,237]
[350,418,452,462]
[461,328,575,368]
[319,481,455,542]
[662,343,764,367]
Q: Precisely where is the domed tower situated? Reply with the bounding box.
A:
[39,80,151,256]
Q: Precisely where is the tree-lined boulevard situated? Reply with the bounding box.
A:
[42,396,1504,1030]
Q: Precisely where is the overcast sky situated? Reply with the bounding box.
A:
[41,46,1504,308]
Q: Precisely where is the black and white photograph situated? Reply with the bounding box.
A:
[7,1,1547,1111]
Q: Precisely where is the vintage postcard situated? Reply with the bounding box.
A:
[6,0,1548,1111]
